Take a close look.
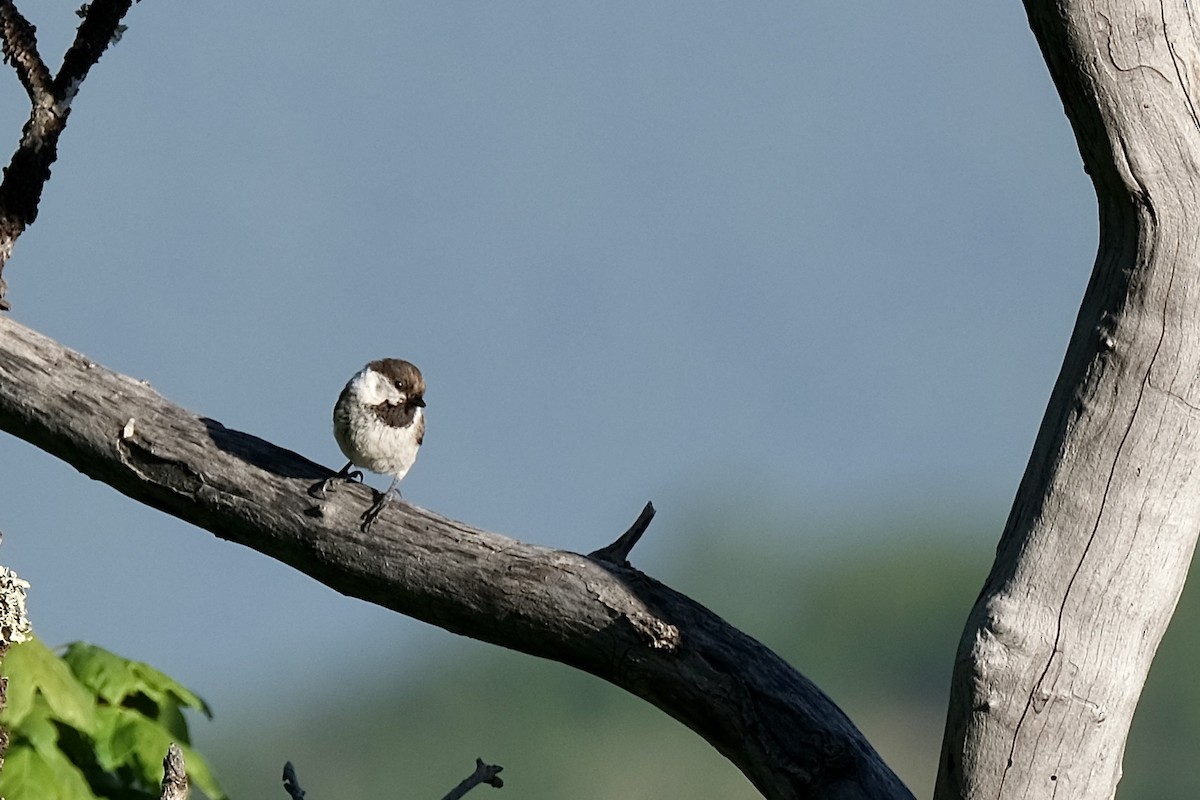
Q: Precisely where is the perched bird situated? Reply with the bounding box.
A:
[313,358,426,532]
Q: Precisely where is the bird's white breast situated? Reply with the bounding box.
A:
[335,405,422,478]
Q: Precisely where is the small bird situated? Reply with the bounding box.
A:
[313,358,426,532]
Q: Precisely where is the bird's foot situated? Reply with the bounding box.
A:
[360,487,400,533]
[308,462,364,498]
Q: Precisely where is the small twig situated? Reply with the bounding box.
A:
[282,761,306,800]
[441,759,504,800]
[159,744,189,800]
[589,501,656,565]
[282,758,501,800]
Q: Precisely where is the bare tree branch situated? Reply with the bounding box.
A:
[0,0,136,309]
[56,0,135,99]
[282,762,305,800]
[0,314,913,800]
[0,2,52,102]
[441,759,503,800]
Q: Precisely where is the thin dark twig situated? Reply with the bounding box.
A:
[589,501,656,565]
[441,759,504,800]
[282,761,306,800]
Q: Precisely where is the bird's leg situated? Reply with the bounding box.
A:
[360,476,401,533]
[308,461,364,498]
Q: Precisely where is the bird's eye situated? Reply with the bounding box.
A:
[394,380,405,390]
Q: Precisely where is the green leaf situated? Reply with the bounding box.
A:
[0,740,101,800]
[90,704,131,772]
[16,696,64,753]
[1,637,97,733]
[154,700,189,741]
[113,705,165,784]
[3,638,226,800]
[89,707,227,800]
[61,642,141,706]
[96,704,179,783]
[2,644,39,727]
[131,658,212,717]
[63,642,212,718]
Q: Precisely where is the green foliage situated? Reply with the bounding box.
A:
[0,637,226,800]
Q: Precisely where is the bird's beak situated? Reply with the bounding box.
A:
[413,397,426,408]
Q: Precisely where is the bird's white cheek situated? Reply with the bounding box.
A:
[350,369,403,406]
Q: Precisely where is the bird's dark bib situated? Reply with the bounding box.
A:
[372,401,419,429]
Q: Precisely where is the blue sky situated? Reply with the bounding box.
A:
[2,0,1096,787]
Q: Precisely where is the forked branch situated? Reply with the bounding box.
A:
[0,0,136,309]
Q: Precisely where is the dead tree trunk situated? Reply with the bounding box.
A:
[936,2,1200,798]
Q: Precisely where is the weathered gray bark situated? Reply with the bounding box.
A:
[0,315,913,800]
[936,2,1200,798]
[159,744,189,800]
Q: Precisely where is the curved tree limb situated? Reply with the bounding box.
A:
[935,2,1200,798]
[0,314,913,800]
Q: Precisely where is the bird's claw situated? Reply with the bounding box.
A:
[308,464,364,499]
[359,487,400,533]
